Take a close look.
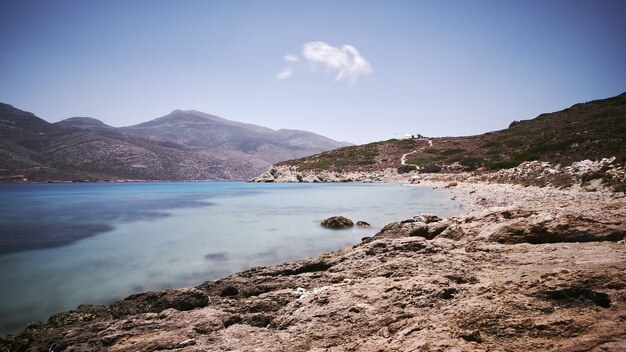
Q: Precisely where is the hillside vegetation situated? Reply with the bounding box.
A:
[279,92,626,172]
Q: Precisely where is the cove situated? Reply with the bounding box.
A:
[0,181,462,335]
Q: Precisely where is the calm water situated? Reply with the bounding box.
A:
[0,182,462,335]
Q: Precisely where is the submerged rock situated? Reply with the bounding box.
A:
[356,221,371,227]
[321,216,354,229]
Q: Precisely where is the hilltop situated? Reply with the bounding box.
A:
[275,93,626,174]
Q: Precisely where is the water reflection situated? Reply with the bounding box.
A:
[0,193,214,255]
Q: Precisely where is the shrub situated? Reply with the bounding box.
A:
[397,165,417,174]
[441,148,465,156]
[506,140,524,148]
[390,139,415,149]
[509,120,521,128]
[419,164,442,173]
[513,152,538,163]
[302,160,331,170]
[406,157,433,165]
[481,140,497,148]
[489,160,521,170]
[459,157,484,170]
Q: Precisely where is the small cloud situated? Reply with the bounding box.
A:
[302,41,372,83]
[284,54,299,62]
[275,67,293,80]
[275,42,372,83]
[275,54,299,79]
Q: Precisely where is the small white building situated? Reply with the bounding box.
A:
[398,133,425,140]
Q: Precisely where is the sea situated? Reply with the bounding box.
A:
[0,181,463,335]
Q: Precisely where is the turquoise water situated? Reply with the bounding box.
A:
[0,182,462,335]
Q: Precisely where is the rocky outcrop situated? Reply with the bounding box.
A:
[485,157,626,191]
[321,216,354,229]
[373,209,625,244]
[3,228,625,351]
[251,165,403,183]
[374,213,446,240]
[252,158,626,195]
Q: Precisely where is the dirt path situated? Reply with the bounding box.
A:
[400,139,432,166]
[400,150,418,165]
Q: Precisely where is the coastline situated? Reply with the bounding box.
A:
[2,174,625,351]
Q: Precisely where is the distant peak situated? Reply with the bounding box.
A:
[162,109,226,122]
[63,116,106,124]
[55,116,115,130]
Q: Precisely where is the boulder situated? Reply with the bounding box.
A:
[321,216,354,229]
[374,214,448,240]
[356,221,371,227]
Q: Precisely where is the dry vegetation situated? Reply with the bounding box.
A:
[280,93,626,173]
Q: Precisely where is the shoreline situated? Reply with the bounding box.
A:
[2,176,625,351]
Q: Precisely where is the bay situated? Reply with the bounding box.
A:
[0,181,462,335]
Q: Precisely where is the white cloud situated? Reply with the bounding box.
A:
[275,67,293,80]
[275,41,372,83]
[274,54,299,80]
[302,41,372,83]
[284,54,299,62]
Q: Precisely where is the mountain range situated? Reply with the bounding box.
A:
[0,105,350,181]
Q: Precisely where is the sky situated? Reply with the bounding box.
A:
[1,0,625,144]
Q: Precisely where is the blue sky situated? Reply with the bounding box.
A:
[1,0,624,144]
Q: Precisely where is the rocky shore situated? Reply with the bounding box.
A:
[2,164,626,351]
[251,165,406,183]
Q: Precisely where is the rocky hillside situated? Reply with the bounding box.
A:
[117,110,350,164]
[277,92,626,173]
[0,104,348,181]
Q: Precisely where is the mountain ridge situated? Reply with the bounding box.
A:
[0,104,349,181]
[115,109,350,164]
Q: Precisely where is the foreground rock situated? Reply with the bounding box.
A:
[376,209,625,244]
[321,216,354,229]
[2,181,625,351]
[2,236,624,351]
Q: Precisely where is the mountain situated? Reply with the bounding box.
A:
[54,117,117,132]
[278,92,626,172]
[118,109,350,164]
[0,104,348,181]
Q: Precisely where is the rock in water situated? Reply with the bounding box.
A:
[321,216,354,229]
[356,221,371,227]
